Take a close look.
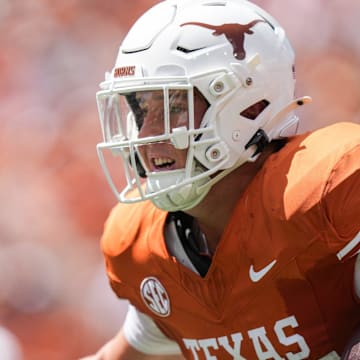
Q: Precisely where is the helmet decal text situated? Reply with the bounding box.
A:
[181,20,264,60]
[114,66,136,78]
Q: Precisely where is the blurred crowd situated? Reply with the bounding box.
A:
[0,0,359,359]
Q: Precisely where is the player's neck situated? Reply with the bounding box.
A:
[185,149,273,254]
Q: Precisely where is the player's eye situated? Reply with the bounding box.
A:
[170,104,186,114]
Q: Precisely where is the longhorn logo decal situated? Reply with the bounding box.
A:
[181,20,264,60]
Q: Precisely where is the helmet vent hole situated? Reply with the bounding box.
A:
[176,46,203,54]
[203,2,226,6]
[240,99,270,120]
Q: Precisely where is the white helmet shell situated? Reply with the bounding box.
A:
[96,0,306,211]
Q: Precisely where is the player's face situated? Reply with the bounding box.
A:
[134,89,208,172]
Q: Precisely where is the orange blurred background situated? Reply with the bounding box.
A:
[0,1,359,359]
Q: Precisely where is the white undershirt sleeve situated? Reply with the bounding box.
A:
[122,304,182,355]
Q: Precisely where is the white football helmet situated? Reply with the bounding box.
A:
[96,0,310,211]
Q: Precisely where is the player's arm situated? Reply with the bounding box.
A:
[79,305,185,360]
[78,329,184,360]
[322,136,360,359]
[323,141,360,256]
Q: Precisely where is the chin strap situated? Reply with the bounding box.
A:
[266,95,312,137]
[274,96,312,126]
[245,129,269,156]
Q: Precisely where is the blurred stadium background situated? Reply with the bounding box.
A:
[0,0,359,359]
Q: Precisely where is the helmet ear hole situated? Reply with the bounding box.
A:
[240,99,270,120]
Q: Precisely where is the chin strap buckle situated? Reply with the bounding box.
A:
[245,129,269,157]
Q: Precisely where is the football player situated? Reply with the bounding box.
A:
[80,0,360,359]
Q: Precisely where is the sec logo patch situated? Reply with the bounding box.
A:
[140,277,171,317]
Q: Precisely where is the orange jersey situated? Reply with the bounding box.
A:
[101,122,360,359]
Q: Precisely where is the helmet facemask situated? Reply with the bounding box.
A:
[97,84,228,211]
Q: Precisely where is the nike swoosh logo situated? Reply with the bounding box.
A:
[249,259,277,282]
